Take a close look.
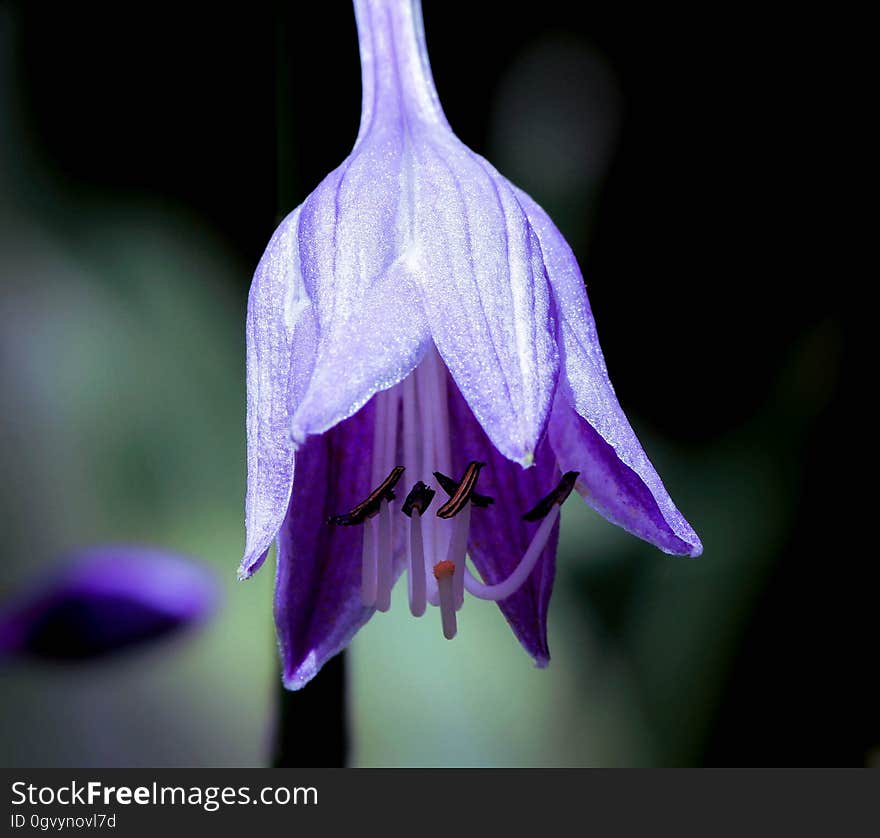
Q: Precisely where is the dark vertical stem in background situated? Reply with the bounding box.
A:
[273,653,350,767]
[270,1,350,768]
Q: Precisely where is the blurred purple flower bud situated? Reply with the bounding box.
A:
[0,546,218,661]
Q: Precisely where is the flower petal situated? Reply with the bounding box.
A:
[446,374,560,665]
[0,546,218,660]
[288,138,432,443]
[275,400,406,690]
[412,135,559,465]
[517,189,702,556]
[241,205,316,579]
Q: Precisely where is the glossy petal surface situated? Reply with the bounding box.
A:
[275,403,406,689]
[518,189,702,556]
[242,206,313,579]
[244,0,702,691]
[412,138,558,465]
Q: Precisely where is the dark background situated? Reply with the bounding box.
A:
[2,1,864,766]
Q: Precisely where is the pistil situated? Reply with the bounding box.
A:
[464,506,559,601]
[435,461,485,609]
[433,560,457,639]
[464,472,580,602]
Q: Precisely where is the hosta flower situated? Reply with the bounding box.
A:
[0,546,218,660]
[241,0,701,689]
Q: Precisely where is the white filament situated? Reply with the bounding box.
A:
[402,375,419,494]
[428,348,452,477]
[427,348,453,578]
[364,386,400,614]
[360,349,482,633]
[408,513,427,617]
[402,373,424,615]
[436,570,457,640]
[375,499,393,612]
[383,385,400,572]
[361,517,377,606]
[464,505,560,601]
[371,387,387,487]
[361,388,388,609]
[383,386,401,478]
[445,503,470,610]
[414,355,440,604]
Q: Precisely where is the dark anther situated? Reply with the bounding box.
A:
[435,461,486,519]
[327,466,405,525]
[402,481,436,517]
[433,471,494,509]
[522,471,580,522]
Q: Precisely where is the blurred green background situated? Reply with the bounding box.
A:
[0,2,862,767]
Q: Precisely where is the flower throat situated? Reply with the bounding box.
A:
[328,347,577,640]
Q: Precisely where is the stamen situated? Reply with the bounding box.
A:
[383,388,401,477]
[358,390,392,608]
[408,513,427,617]
[522,471,580,522]
[435,460,486,608]
[401,482,434,617]
[435,461,485,519]
[433,560,457,639]
[415,361,439,601]
[433,472,494,508]
[360,517,377,606]
[333,388,403,610]
[382,387,401,607]
[427,349,453,477]
[371,387,387,488]
[402,481,436,516]
[402,376,419,497]
[327,466,405,526]
[445,502,470,609]
[464,505,560,601]
[375,500,393,612]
